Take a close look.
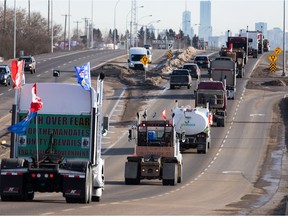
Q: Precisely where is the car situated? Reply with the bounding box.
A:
[143,44,152,50]
[18,55,36,74]
[194,55,211,69]
[0,65,11,86]
[182,63,201,79]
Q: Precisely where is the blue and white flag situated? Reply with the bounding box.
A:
[74,62,91,91]
[8,112,37,135]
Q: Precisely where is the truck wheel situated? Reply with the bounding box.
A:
[125,177,140,185]
[177,164,183,183]
[187,85,190,89]
[82,165,92,203]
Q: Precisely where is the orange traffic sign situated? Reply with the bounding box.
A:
[140,56,149,65]
[268,54,278,62]
[274,47,282,55]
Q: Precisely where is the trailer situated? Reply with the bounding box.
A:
[173,101,212,154]
[210,57,236,100]
[195,81,227,127]
[0,75,105,203]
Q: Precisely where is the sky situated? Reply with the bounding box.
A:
[4,0,287,37]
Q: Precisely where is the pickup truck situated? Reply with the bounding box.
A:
[170,69,192,89]
[182,63,200,80]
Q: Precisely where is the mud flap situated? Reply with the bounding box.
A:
[63,174,86,200]
[125,162,139,179]
[162,163,177,186]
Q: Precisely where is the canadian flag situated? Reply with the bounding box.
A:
[228,43,233,52]
[162,109,167,120]
[30,83,43,112]
[10,60,24,89]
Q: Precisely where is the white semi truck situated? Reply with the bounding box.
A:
[0,74,105,203]
[173,101,212,154]
[125,111,183,186]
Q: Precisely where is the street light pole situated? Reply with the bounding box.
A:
[136,14,152,47]
[282,0,286,76]
[13,0,16,59]
[144,20,160,45]
[51,0,53,53]
[113,0,120,50]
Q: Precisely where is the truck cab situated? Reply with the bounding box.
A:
[125,112,183,186]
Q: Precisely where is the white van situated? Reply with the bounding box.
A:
[128,47,148,70]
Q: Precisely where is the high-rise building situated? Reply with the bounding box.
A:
[255,22,268,38]
[182,10,192,37]
[199,0,212,41]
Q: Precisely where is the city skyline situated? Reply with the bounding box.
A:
[4,0,286,38]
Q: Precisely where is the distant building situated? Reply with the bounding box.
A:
[255,22,268,38]
[182,10,191,37]
[199,0,212,41]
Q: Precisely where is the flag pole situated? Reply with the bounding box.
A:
[35,114,39,167]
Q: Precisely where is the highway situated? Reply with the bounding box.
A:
[0,49,286,215]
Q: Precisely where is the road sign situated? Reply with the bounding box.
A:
[168,49,173,58]
[140,56,149,65]
[270,62,277,73]
[274,47,282,55]
[268,54,278,62]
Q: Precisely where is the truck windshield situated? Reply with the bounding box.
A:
[138,127,173,147]
[131,54,145,61]
[197,93,224,106]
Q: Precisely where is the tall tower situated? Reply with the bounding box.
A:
[130,0,137,46]
[199,0,212,41]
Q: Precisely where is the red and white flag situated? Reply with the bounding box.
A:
[162,109,167,120]
[30,83,43,112]
[10,60,24,89]
[228,43,233,52]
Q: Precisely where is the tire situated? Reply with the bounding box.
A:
[170,85,174,89]
[125,177,140,185]
[177,164,183,183]
[81,165,92,204]
[187,85,190,89]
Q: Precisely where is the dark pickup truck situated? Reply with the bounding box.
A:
[170,69,192,89]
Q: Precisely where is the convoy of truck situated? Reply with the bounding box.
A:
[0,75,105,203]
[0,38,266,203]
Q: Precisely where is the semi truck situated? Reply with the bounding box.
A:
[195,81,227,127]
[128,47,148,70]
[210,57,236,100]
[125,111,183,186]
[263,38,270,52]
[0,75,105,203]
[240,31,262,58]
[220,36,248,78]
[172,101,212,154]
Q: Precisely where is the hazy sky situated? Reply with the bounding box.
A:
[5,0,286,36]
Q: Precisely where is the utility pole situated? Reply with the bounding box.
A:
[82,17,89,47]
[74,21,81,38]
[51,0,53,53]
[282,0,286,76]
[48,0,50,35]
[62,14,67,50]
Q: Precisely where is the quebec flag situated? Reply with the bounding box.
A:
[8,112,37,135]
[74,62,91,91]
